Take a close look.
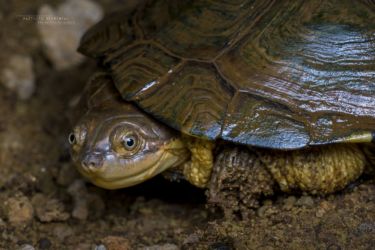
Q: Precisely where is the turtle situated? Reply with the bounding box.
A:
[69,0,375,213]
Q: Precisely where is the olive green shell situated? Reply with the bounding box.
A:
[79,0,375,149]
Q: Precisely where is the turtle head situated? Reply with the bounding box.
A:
[69,104,189,189]
[69,75,189,189]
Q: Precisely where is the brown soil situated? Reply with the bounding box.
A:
[0,1,374,249]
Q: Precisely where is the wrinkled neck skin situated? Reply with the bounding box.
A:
[70,100,190,189]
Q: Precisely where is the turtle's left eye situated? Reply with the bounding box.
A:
[122,135,137,150]
[68,132,76,145]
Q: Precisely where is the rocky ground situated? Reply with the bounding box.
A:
[0,0,374,249]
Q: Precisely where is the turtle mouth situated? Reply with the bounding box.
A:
[76,139,189,189]
[81,152,181,189]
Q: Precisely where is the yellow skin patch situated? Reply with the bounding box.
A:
[259,144,366,194]
[339,132,373,143]
[179,137,369,194]
[182,136,215,188]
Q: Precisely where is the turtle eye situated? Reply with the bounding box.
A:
[122,135,137,150]
[111,127,144,157]
[68,132,76,145]
[69,126,87,148]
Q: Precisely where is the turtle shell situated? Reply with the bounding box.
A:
[79,0,375,149]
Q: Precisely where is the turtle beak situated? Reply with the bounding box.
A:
[80,151,104,173]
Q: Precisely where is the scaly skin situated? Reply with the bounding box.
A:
[182,136,215,188]
[258,144,366,194]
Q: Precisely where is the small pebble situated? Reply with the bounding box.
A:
[31,193,70,222]
[5,196,34,227]
[296,196,314,208]
[67,180,105,220]
[93,244,107,250]
[37,0,103,69]
[1,54,35,100]
[67,180,89,220]
[256,205,268,218]
[38,238,52,249]
[263,199,273,206]
[256,200,274,218]
[53,224,74,241]
[316,200,335,218]
[101,236,131,250]
[315,208,325,218]
[283,196,297,210]
[18,244,35,250]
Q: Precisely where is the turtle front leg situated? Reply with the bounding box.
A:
[182,137,215,188]
[207,146,276,218]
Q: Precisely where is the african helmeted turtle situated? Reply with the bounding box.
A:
[69,0,375,211]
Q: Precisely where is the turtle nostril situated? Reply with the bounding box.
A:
[81,153,103,170]
[82,161,96,168]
